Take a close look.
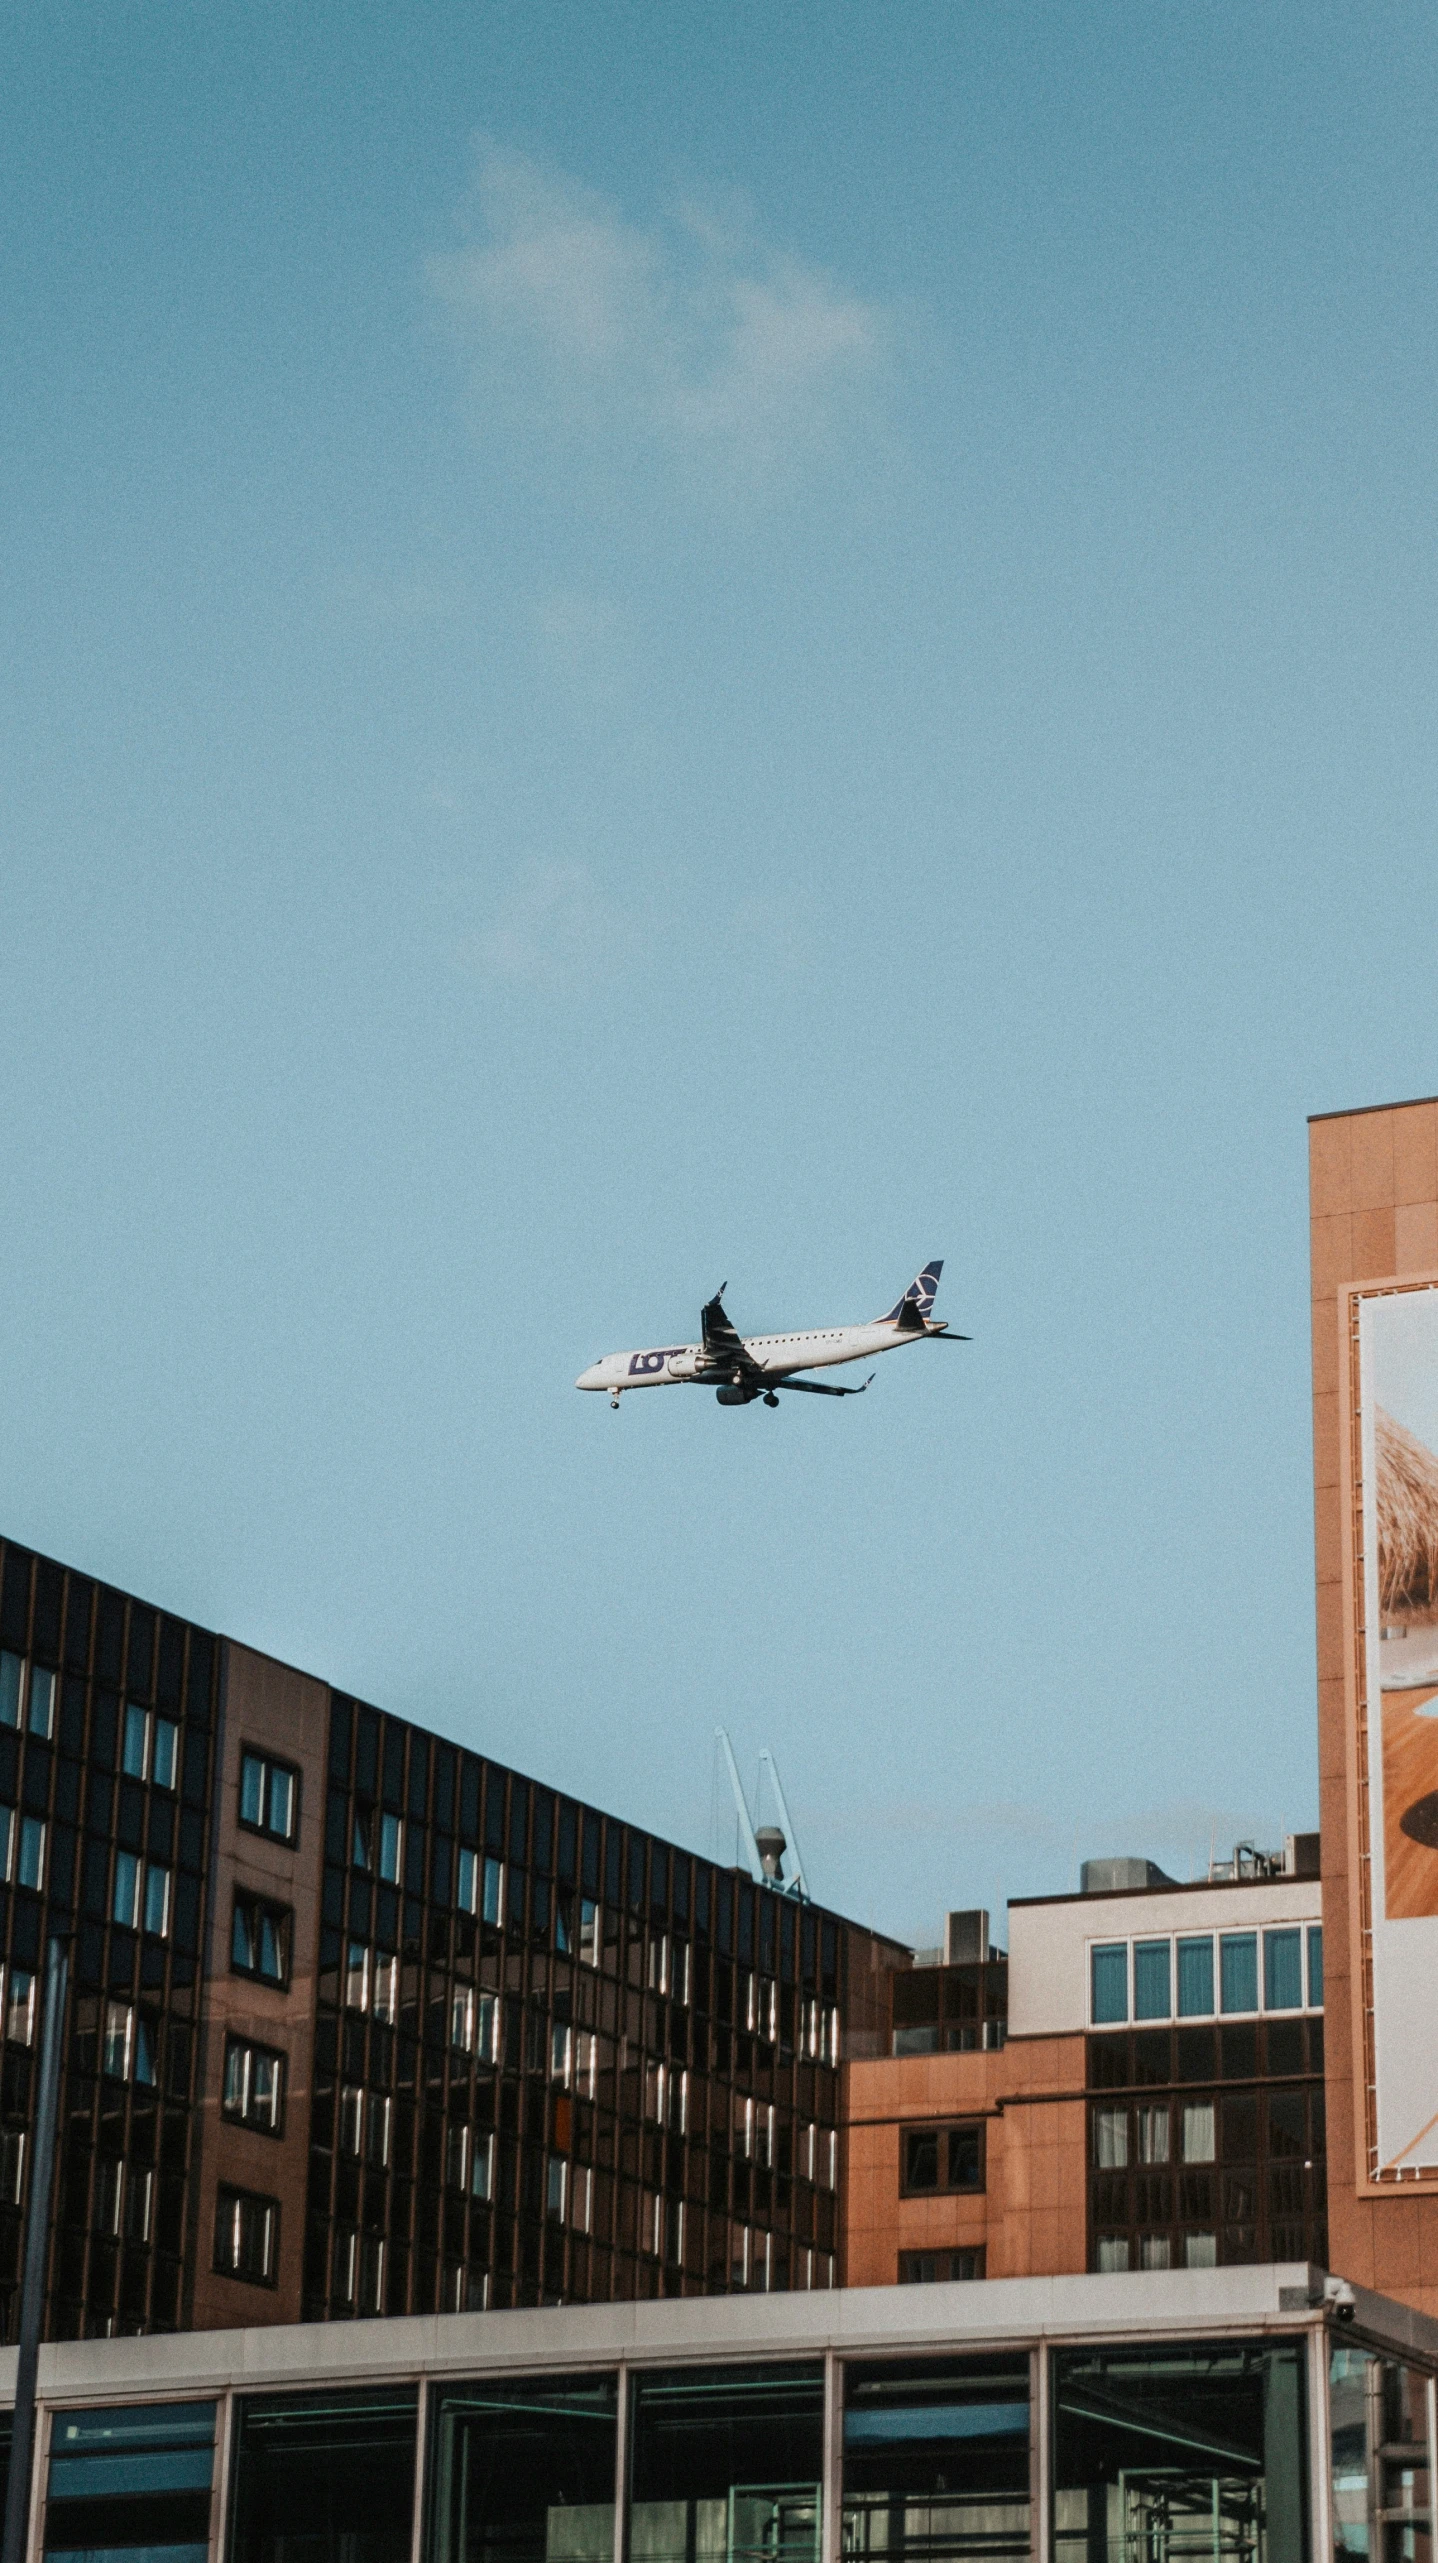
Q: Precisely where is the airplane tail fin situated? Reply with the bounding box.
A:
[881,1259,943,1329]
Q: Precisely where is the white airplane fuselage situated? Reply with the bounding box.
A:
[577,1318,938,1396]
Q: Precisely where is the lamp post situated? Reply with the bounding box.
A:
[1,1935,69,2563]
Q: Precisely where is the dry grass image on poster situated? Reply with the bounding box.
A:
[1377,1406,1438,1920]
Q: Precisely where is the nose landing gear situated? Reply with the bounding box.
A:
[763,1392,779,1407]
[610,1390,622,1409]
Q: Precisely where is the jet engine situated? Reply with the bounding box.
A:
[715,1385,760,1406]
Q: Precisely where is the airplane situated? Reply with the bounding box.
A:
[576,1261,967,1409]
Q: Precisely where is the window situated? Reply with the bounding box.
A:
[1091,1943,1128,2024]
[352,1809,372,1870]
[1093,2107,1129,2168]
[232,1893,291,1986]
[0,2130,24,2203]
[580,1897,599,1963]
[551,2022,572,2084]
[113,1848,140,1929]
[345,1940,369,2009]
[1264,1928,1303,2011]
[230,2388,420,2559]
[377,1811,401,1883]
[630,2366,822,2559]
[223,2036,286,2133]
[366,2094,391,2170]
[47,2403,216,2563]
[1139,2234,1171,2270]
[26,1664,54,1738]
[126,2165,154,2242]
[450,1987,475,2052]
[483,1856,504,1926]
[239,1750,298,1844]
[1096,2235,1130,2271]
[431,2374,615,2563]
[1133,1940,1171,2021]
[902,2121,985,2193]
[0,1807,12,1883]
[1177,1935,1214,2016]
[215,2185,278,2285]
[0,1654,20,1727]
[446,2122,470,2190]
[470,2130,494,2201]
[1185,2231,1218,2267]
[457,1846,478,1914]
[1220,1932,1259,2014]
[1308,1923,1324,2007]
[339,2087,363,2156]
[122,1703,179,1786]
[373,1952,397,2023]
[1054,2344,1307,2563]
[1136,2106,1169,2164]
[17,1817,44,1892]
[895,2249,987,2282]
[152,1716,178,1790]
[102,1999,132,2079]
[547,2156,568,2220]
[6,1971,34,2046]
[1181,2101,1216,2163]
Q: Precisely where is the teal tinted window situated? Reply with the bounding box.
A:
[845,2357,1029,2563]
[428,2372,615,2563]
[231,2386,417,2563]
[1219,1933,1258,2014]
[629,2365,824,2563]
[1132,1941,1171,2021]
[1091,1945,1127,2025]
[1308,1926,1324,2008]
[1264,1930,1303,2012]
[1055,2343,1307,2563]
[0,1656,19,1729]
[46,2400,214,2562]
[1176,1937,1214,2016]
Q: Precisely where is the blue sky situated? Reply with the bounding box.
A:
[5,4,1438,1944]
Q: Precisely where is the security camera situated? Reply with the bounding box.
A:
[1324,2276,1358,2325]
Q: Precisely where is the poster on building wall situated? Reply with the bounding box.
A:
[1358,1281,1438,2175]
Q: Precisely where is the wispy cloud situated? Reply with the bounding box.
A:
[427,145,891,490]
[457,860,625,994]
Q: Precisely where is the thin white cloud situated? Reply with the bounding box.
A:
[458,861,624,994]
[427,145,890,488]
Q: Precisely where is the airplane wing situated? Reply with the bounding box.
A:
[771,1372,875,1397]
[700,1289,752,1374]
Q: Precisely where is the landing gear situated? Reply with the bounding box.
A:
[610,1390,622,1410]
[763,1392,779,1407]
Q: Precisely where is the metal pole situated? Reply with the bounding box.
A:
[2,1935,68,2563]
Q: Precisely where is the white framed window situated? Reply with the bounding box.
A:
[127,2165,153,2244]
[152,1717,178,1790]
[477,1992,498,2063]
[456,1846,478,1914]
[373,1953,397,2024]
[450,1988,476,2053]
[482,1857,504,1926]
[216,2187,277,2285]
[239,1750,298,1844]
[647,1935,669,1994]
[550,2022,572,2085]
[345,1942,369,2010]
[102,2000,132,2080]
[144,1863,171,1938]
[378,1811,401,1884]
[579,1899,599,1965]
[26,1666,54,1740]
[223,2037,285,2133]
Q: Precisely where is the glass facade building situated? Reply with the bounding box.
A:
[0,1533,903,2342]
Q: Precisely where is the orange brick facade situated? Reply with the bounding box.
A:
[843,2034,1087,2286]
[1311,1097,1438,2313]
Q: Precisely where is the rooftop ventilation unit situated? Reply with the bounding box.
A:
[1079,1856,1176,1895]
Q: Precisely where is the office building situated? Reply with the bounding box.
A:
[843,1842,1327,2287]
[0,1533,903,2340]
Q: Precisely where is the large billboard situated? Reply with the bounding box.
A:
[1351,1280,1438,2181]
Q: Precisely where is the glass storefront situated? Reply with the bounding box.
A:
[427,2372,617,2563]
[843,2355,1030,2563]
[628,2363,825,2563]
[1331,2347,1434,2563]
[1053,2342,1307,2563]
[229,2386,418,2563]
